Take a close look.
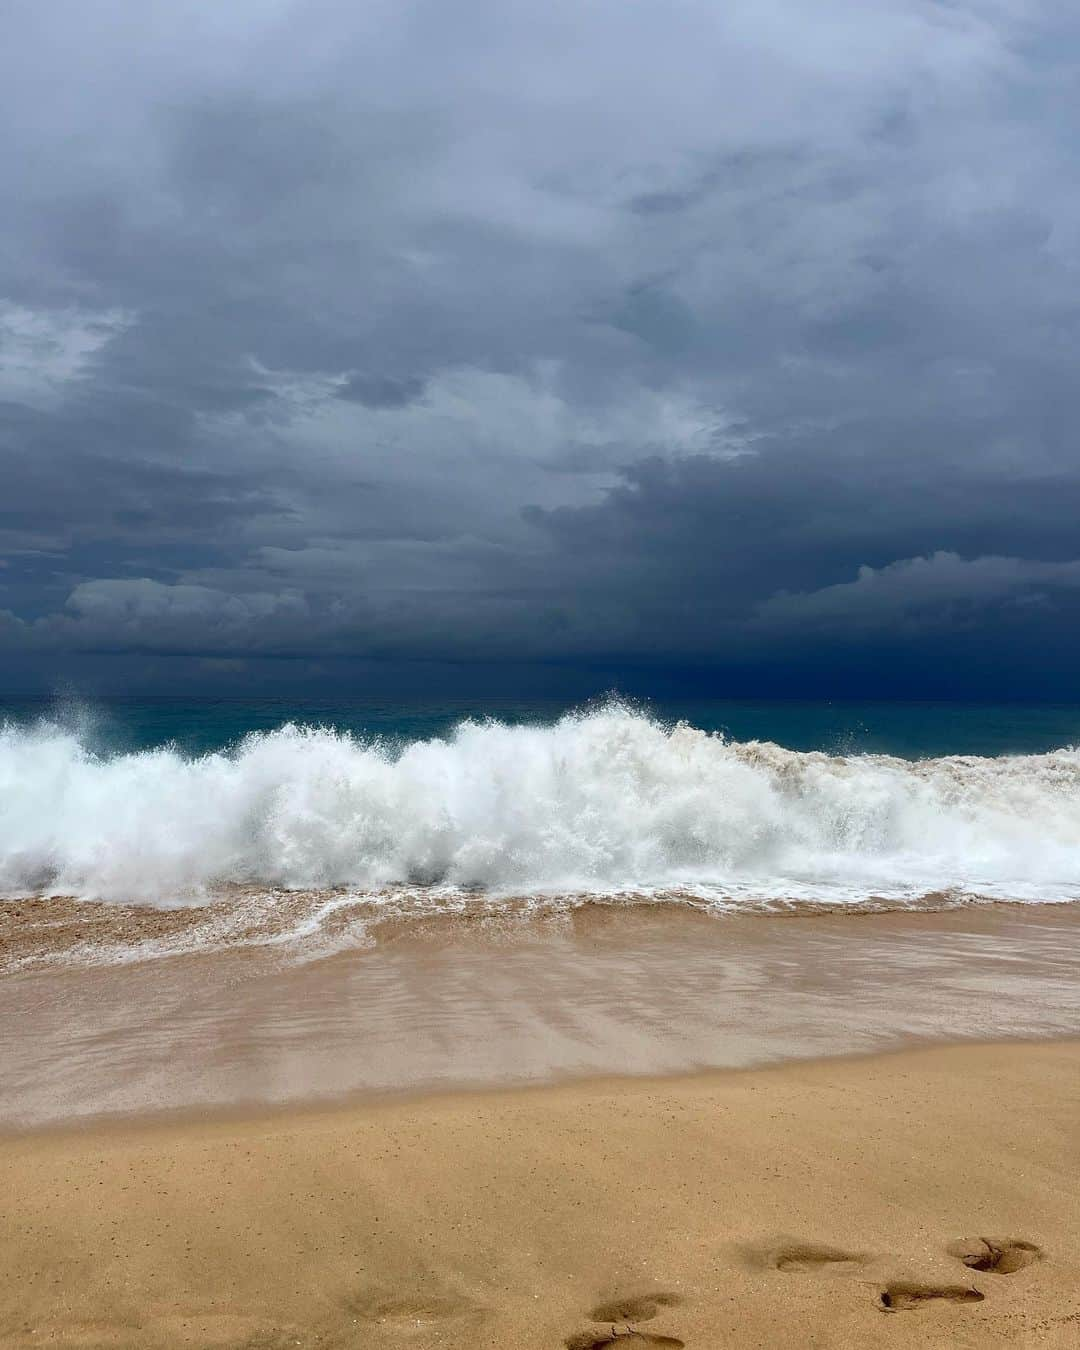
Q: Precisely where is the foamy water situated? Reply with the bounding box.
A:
[2,704,1080,918]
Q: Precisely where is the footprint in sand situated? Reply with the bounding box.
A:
[762,1240,867,1274]
[948,1237,1044,1275]
[565,1333,685,1350]
[565,1292,685,1349]
[879,1282,985,1311]
[345,1289,488,1337]
[588,1294,682,1322]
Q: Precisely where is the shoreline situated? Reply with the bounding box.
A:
[6,889,1080,975]
[1,1029,1077,1147]
[6,1027,1080,1147]
[3,1040,1078,1348]
[6,900,1080,1130]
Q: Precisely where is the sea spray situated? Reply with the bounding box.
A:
[2,703,1080,905]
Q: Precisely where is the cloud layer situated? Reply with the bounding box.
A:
[3,0,1080,695]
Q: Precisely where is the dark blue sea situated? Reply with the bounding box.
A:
[3,694,1080,759]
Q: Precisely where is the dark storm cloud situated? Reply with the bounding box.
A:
[336,375,427,409]
[3,0,1080,694]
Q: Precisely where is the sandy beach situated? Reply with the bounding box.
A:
[1,1039,1077,1348]
[4,904,1080,1346]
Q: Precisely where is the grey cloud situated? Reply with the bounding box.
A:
[36,580,318,656]
[756,553,1080,637]
[1,0,1080,693]
[336,374,427,409]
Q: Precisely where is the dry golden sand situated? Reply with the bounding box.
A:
[2,1040,1079,1348]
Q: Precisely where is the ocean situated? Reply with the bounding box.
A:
[6,693,1080,760]
[2,695,1080,920]
[5,694,1080,1124]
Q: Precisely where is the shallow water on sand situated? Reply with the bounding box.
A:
[5,902,1080,1129]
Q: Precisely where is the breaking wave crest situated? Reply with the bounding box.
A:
[2,703,1080,908]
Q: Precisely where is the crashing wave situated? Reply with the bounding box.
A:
[1,702,1079,906]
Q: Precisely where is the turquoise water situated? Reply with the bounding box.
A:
[3,695,1080,759]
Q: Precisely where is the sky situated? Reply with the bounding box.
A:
[3,0,1080,698]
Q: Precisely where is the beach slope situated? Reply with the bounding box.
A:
[2,1041,1078,1349]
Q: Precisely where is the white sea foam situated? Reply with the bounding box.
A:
[2,703,1079,907]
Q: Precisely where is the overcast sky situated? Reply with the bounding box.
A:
[3,0,1080,697]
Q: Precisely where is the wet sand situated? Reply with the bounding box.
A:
[2,1040,1079,1348]
[4,902,1080,1127]
[4,903,1080,1347]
